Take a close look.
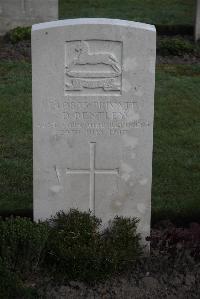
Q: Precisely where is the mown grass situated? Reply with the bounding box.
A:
[0,62,32,210]
[153,64,200,222]
[0,62,199,221]
[59,0,195,26]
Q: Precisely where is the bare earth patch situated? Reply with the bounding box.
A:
[0,39,31,62]
[37,270,199,299]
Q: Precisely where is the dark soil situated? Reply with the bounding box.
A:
[23,221,200,298]
[35,263,200,299]
[0,38,31,62]
[36,268,200,299]
[1,38,200,65]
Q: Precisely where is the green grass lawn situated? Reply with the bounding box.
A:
[0,62,199,221]
[0,62,32,211]
[59,0,196,26]
[153,64,200,222]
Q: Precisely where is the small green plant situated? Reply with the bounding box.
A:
[45,210,142,281]
[45,209,102,281]
[157,36,198,56]
[5,26,31,43]
[0,217,49,275]
[100,216,143,273]
[0,211,143,284]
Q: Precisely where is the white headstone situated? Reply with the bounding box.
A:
[195,0,200,41]
[0,0,58,35]
[32,19,156,249]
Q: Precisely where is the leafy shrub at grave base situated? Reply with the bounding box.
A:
[5,26,31,44]
[1,212,200,297]
[0,210,143,285]
[45,210,143,281]
[100,217,142,274]
[45,210,102,281]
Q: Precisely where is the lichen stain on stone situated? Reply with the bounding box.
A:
[120,161,135,182]
[134,85,144,97]
[129,181,135,187]
[139,178,148,185]
[49,134,61,145]
[137,203,146,214]
[110,199,124,213]
[122,135,138,149]
[66,137,74,148]
[122,78,132,92]
[109,180,134,213]
[49,185,62,195]
[123,57,138,71]
[110,194,127,213]
[125,109,140,122]
[131,152,136,159]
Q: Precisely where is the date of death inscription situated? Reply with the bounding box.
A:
[37,99,150,137]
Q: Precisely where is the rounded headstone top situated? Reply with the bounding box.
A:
[32,18,156,32]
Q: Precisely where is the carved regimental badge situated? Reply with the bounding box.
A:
[65,40,122,96]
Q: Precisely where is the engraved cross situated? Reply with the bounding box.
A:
[66,142,119,214]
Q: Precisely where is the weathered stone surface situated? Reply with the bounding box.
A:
[32,18,156,250]
[0,0,58,35]
[195,0,200,41]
